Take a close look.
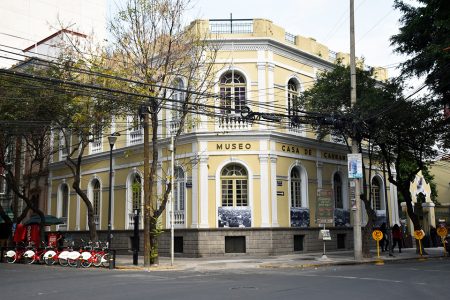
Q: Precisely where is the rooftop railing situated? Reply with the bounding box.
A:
[209,18,253,34]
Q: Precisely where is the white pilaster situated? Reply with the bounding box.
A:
[316,150,323,188]
[191,157,199,228]
[270,155,279,227]
[47,173,52,215]
[76,194,80,231]
[199,155,209,228]
[259,154,270,227]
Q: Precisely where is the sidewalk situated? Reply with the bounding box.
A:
[114,247,449,271]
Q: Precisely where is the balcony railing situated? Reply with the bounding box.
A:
[170,210,185,226]
[91,140,102,154]
[218,115,251,131]
[209,19,253,34]
[285,32,296,44]
[128,213,143,229]
[129,128,143,145]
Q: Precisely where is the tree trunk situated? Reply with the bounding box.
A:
[398,183,424,254]
[72,174,98,242]
[149,216,159,265]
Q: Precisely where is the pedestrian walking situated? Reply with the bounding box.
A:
[392,224,402,253]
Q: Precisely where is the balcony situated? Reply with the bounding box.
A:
[128,213,143,229]
[128,128,143,145]
[171,210,185,227]
[218,115,251,131]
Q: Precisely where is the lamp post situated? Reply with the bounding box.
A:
[107,134,118,269]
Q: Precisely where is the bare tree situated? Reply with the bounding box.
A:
[109,0,218,266]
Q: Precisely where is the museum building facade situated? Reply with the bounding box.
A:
[46,19,399,256]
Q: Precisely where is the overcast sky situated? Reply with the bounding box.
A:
[1,0,409,80]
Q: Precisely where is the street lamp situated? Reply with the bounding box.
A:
[107,133,119,269]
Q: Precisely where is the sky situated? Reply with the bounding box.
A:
[0,0,411,81]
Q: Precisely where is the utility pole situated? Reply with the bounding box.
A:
[350,0,362,261]
[170,136,175,266]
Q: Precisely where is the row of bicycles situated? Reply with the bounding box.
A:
[3,240,111,268]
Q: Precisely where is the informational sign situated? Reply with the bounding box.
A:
[316,189,334,224]
[372,229,383,241]
[414,229,425,240]
[437,227,448,238]
[319,229,331,241]
[347,153,363,179]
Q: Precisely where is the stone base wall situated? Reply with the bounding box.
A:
[60,227,354,257]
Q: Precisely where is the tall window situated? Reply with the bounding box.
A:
[372,177,381,210]
[61,184,69,219]
[92,179,101,222]
[221,164,248,207]
[291,167,302,207]
[334,173,343,209]
[127,115,143,145]
[131,174,142,212]
[90,125,103,154]
[288,79,300,123]
[174,167,185,211]
[219,72,246,114]
[59,131,72,159]
[171,78,184,119]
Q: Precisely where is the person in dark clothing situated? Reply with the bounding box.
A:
[380,223,388,252]
[392,224,402,253]
[429,226,438,247]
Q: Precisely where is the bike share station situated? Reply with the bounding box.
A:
[1,215,116,269]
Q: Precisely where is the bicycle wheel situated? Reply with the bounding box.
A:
[44,255,56,265]
[5,251,17,264]
[23,256,35,264]
[92,253,103,267]
[80,258,92,268]
[59,257,68,267]
[68,256,80,267]
[101,253,110,268]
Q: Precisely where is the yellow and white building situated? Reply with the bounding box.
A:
[46,19,398,256]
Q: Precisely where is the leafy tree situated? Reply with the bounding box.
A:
[299,63,392,256]
[108,0,218,266]
[0,61,66,243]
[391,0,450,107]
[300,62,449,254]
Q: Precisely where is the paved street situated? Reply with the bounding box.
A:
[1,258,449,300]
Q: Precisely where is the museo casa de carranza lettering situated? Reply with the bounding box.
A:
[216,143,252,150]
[281,144,313,155]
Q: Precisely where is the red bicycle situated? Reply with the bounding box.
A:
[5,242,27,264]
[23,242,46,264]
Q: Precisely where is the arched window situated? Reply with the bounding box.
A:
[221,164,248,207]
[219,72,246,114]
[372,177,381,210]
[91,179,101,225]
[334,173,343,209]
[131,174,142,212]
[174,167,185,211]
[288,79,300,124]
[171,78,184,119]
[290,167,302,208]
[61,184,69,220]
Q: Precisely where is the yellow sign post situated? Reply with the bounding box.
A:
[372,229,384,265]
[437,227,448,256]
[414,229,425,258]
